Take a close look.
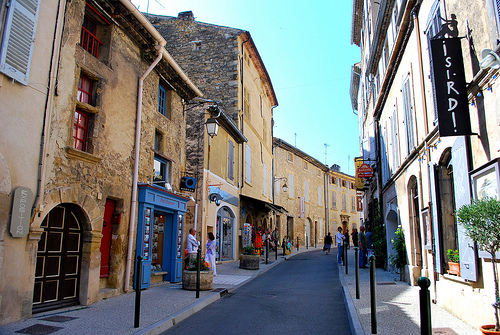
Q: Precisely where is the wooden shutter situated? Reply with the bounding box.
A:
[452,136,478,281]
[402,76,415,154]
[429,163,443,273]
[0,0,41,85]
[228,140,234,180]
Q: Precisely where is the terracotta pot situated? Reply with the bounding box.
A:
[239,254,260,270]
[182,270,213,290]
[480,325,500,334]
[447,261,460,276]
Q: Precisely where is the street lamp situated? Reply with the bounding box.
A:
[274,177,288,193]
[479,49,500,69]
[205,117,219,137]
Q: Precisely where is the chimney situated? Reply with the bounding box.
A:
[178,11,194,21]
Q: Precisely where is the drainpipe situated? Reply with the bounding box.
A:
[124,49,163,292]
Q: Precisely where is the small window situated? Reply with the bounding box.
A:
[193,41,201,51]
[81,15,103,58]
[153,156,171,188]
[155,131,163,151]
[303,161,308,170]
[287,153,293,162]
[332,176,337,184]
[78,74,94,104]
[73,110,89,151]
[158,83,172,119]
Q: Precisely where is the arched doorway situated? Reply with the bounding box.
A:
[216,207,235,261]
[33,204,84,313]
[304,218,312,247]
[386,206,399,272]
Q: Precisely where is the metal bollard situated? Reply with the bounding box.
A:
[266,239,269,264]
[196,248,201,298]
[369,255,377,334]
[282,238,286,256]
[355,247,360,299]
[344,240,348,275]
[275,240,278,260]
[296,236,299,251]
[418,277,432,335]
[134,255,143,328]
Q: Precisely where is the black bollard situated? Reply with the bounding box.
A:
[296,236,299,251]
[282,238,286,256]
[306,236,308,250]
[344,240,348,275]
[275,240,278,260]
[418,277,432,335]
[196,248,201,298]
[134,255,143,328]
[266,239,269,264]
[355,247,360,299]
[369,255,377,334]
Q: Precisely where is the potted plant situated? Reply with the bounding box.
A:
[389,226,407,281]
[240,246,260,270]
[446,249,460,276]
[457,197,500,334]
[182,256,213,290]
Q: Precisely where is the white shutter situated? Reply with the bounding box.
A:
[0,0,41,85]
[245,144,251,184]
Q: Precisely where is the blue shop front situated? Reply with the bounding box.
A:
[135,184,188,289]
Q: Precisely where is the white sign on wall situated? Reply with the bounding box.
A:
[10,186,33,238]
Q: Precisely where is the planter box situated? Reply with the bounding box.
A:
[239,254,260,270]
[447,261,460,276]
[182,270,213,291]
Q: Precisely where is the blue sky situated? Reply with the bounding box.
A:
[131,0,360,175]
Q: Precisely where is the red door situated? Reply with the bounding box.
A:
[100,199,115,277]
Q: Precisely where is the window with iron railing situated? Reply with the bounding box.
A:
[81,15,103,58]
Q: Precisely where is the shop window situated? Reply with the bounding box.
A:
[153,156,171,188]
[151,213,165,272]
[158,83,172,119]
[0,0,41,85]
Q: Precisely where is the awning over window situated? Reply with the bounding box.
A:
[240,195,288,214]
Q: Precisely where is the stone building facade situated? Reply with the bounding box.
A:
[151,12,279,259]
[0,0,201,323]
[273,138,362,248]
[351,0,500,328]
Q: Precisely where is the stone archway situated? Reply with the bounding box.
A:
[32,187,104,309]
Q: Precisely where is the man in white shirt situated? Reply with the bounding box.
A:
[336,226,345,265]
[186,228,200,260]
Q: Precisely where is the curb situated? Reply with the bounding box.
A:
[134,290,222,335]
[339,270,365,335]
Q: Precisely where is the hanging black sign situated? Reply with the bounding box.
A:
[430,37,472,137]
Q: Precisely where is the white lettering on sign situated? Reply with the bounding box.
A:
[442,40,458,131]
[10,187,33,238]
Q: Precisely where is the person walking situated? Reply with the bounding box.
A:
[358,226,368,268]
[336,227,345,265]
[205,232,217,275]
[324,232,333,255]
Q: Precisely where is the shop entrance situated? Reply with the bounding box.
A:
[33,205,83,313]
[216,207,234,260]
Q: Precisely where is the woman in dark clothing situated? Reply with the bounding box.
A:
[351,229,358,249]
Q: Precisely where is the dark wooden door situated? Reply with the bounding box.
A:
[100,199,115,277]
[33,206,83,313]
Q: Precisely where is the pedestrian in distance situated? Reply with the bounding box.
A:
[358,225,368,268]
[336,227,345,265]
[323,232,333,255]
[351,228,358,249]
[365,227,374,259]
[205,232,217,276]
[186,228,200,261]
